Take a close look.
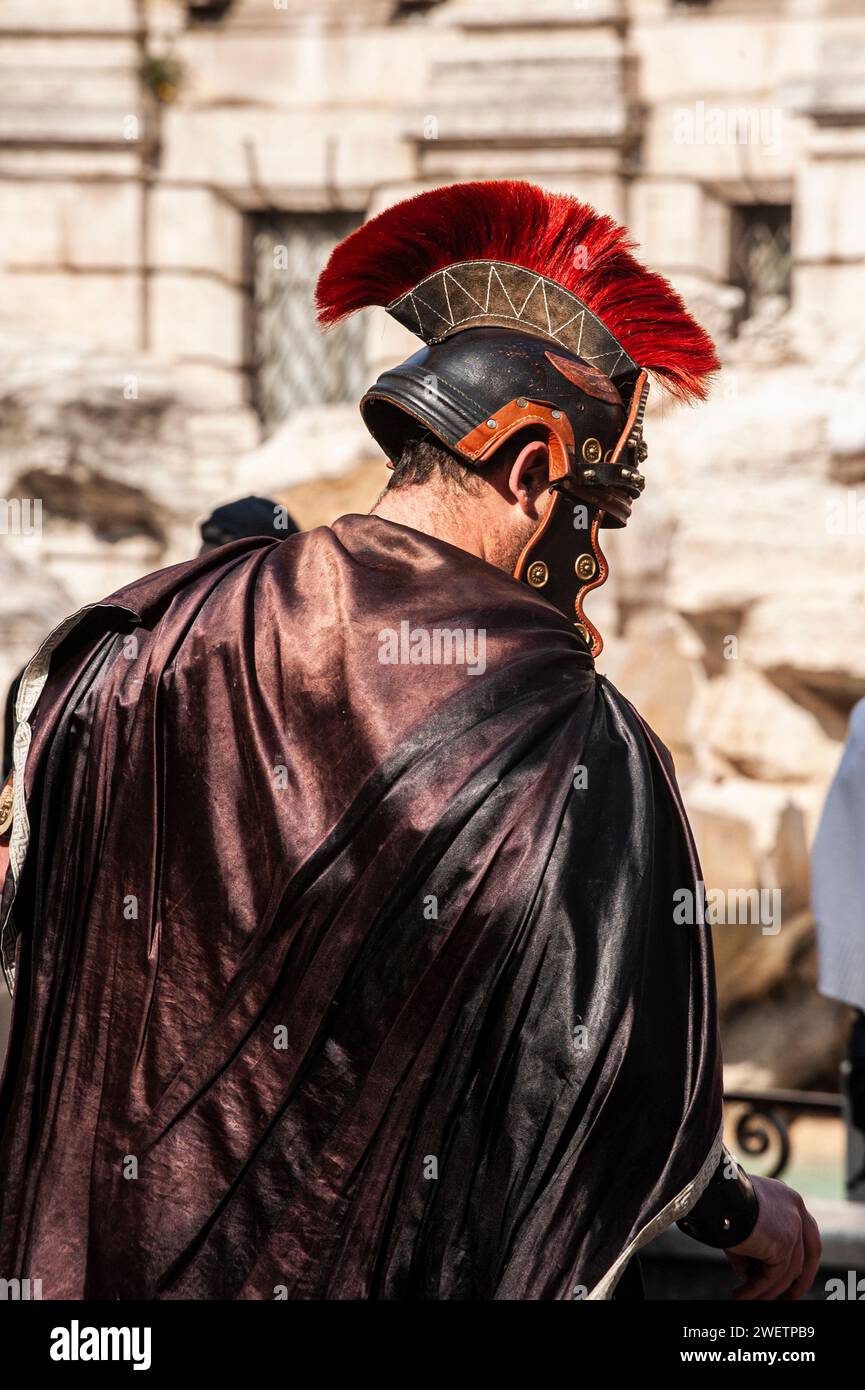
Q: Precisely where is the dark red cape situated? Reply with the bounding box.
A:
[0,516,722,1299]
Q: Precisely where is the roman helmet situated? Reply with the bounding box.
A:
[316,181,718,656]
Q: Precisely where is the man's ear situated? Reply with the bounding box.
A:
[507,439,550,516]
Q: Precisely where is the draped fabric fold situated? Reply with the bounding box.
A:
[0,515,721,1299]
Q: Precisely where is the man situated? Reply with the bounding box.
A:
[812,697,865,1199]
[0,181,819,1300]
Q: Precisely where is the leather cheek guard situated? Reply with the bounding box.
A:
[514,490,609,656]
[457,398,609,657]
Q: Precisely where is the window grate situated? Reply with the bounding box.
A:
[250,213,368,437]
[729,203,792,324]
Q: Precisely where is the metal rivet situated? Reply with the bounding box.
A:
[581,437,602,464]
[517,397,528,408]
[575,553,597,581]
[526,560,549,588]
[487,418,497,428]
[575,622,591,646]
[551,409,562,420]
[584,468,596,481]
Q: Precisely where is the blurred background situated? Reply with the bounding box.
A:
[1,0,865,1293]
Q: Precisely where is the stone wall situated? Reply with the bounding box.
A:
[2,0,864,1086]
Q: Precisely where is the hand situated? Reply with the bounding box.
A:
[724,1175,822,1300]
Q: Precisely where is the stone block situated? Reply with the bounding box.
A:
[797,157,865,261]
[601,611,706,778]
[702,665,842,784]
[179,26,426,109]
[0,149,140,179]
[234,403,376,493]
[645,102,804,181]
[0,271,140,350]
[741,586,865,699]
[149,272,246,368]
[0,1,137,33]
[686,777,811,925]
[793,263,865,354]
[0,181,141,270]
[632,12,825,105]
[170,363,251,412]
[629,178,730,282]
[150,187,244,284]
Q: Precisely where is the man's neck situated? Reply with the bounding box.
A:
[370,485,488,563]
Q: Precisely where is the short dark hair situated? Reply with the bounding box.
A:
[387,434,482,494]
[386,427,548,494]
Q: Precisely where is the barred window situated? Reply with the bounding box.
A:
[729,203,792,324]
[250,213,368,437]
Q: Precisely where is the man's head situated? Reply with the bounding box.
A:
[318,179,718,653]
[375,426,552,573]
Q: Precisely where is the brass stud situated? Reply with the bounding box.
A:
[584,468,596,481]
[575,622,591,646]
[582,437,602,464]
[517,397,528,408]
[575,553,597,581]
[637,440,648,462]
[526,560,549,588]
